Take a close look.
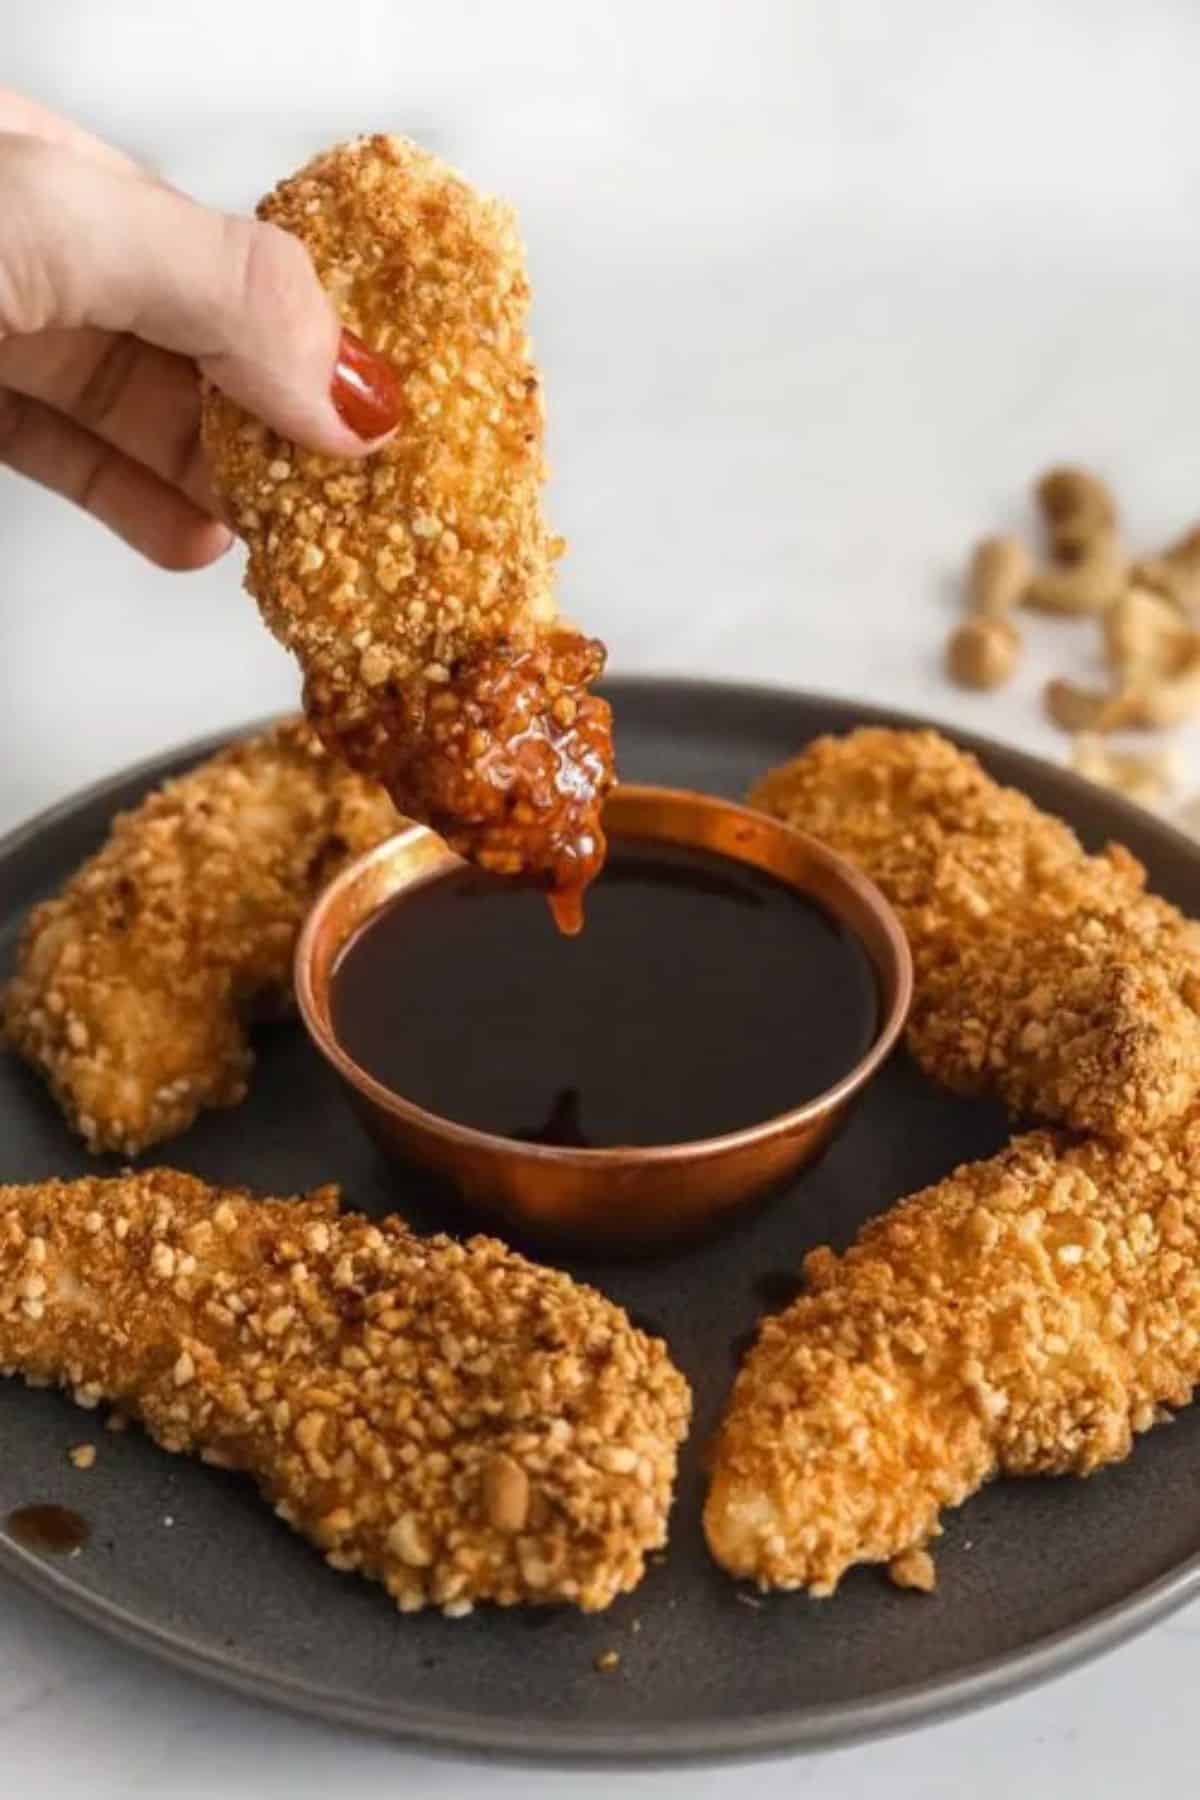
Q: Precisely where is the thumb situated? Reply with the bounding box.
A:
[0,135,401,456]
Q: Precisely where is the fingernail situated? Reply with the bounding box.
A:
[331,328,402,439]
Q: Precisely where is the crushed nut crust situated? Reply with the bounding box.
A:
[329,631,611,893]
[0,1170,690,1613]
[750,728,1200,1138]
[706,1120,1200,1594]
[201,135,614,898]
[2,720,397,1154]
[887,1548,935,1593]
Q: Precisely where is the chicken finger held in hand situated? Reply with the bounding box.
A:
[202,136,615,924]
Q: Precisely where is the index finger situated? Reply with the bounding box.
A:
[0,88,144,177]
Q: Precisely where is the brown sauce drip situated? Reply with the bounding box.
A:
[7,1504,91,1555]
[515,1087,590,1148]
[547,885,586,938]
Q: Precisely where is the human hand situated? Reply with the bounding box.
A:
[0,90,401,568]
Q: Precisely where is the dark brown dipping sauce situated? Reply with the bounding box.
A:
[6,1504,90,1555]
[332,841,879,1148]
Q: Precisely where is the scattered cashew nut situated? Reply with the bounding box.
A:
[1104,585,1193,678]
[1024,466,1127,615]
[1134,525,1200,615]
[1036,466,1118,557]
[955,474,1200,791]
[1044,677,1139,734]
[1047,642,1200,734]
[1071,734,1178,809]
[1024,527,1128,616]
[1125,642,1200,727]
[966,535,1031,617]
[946,615,1021,689]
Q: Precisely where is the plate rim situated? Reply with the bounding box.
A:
[3,675,1200,1763]
[2,1527,1196,1764]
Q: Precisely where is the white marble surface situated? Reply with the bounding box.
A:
[3,2,1200,1792]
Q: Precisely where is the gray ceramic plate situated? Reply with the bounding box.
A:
[3,679,1200,1764]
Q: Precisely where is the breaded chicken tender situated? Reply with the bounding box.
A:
[751,728,1200,1138]
[202,136,614,921]
[706,1122,1200,1594]
[3,720,397,1154]
[0,1169,690,1613]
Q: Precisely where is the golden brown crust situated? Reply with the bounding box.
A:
[750,728,1200,1138]
[332,631,612,891]
[0,1169,691,1614]
[705,1121,1200,1594]
[2,720,397,1154]
[206,134,558,691]
[200,135,613,892]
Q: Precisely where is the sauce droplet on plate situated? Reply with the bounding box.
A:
[6,1503,91,1555]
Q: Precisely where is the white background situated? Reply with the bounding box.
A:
[3,2,1200,1793]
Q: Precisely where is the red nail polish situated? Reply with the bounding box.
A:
[331,329,401,439]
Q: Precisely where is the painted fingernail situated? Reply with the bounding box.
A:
[331,329,402,439]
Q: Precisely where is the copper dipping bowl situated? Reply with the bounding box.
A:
[295,785,912,1254]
